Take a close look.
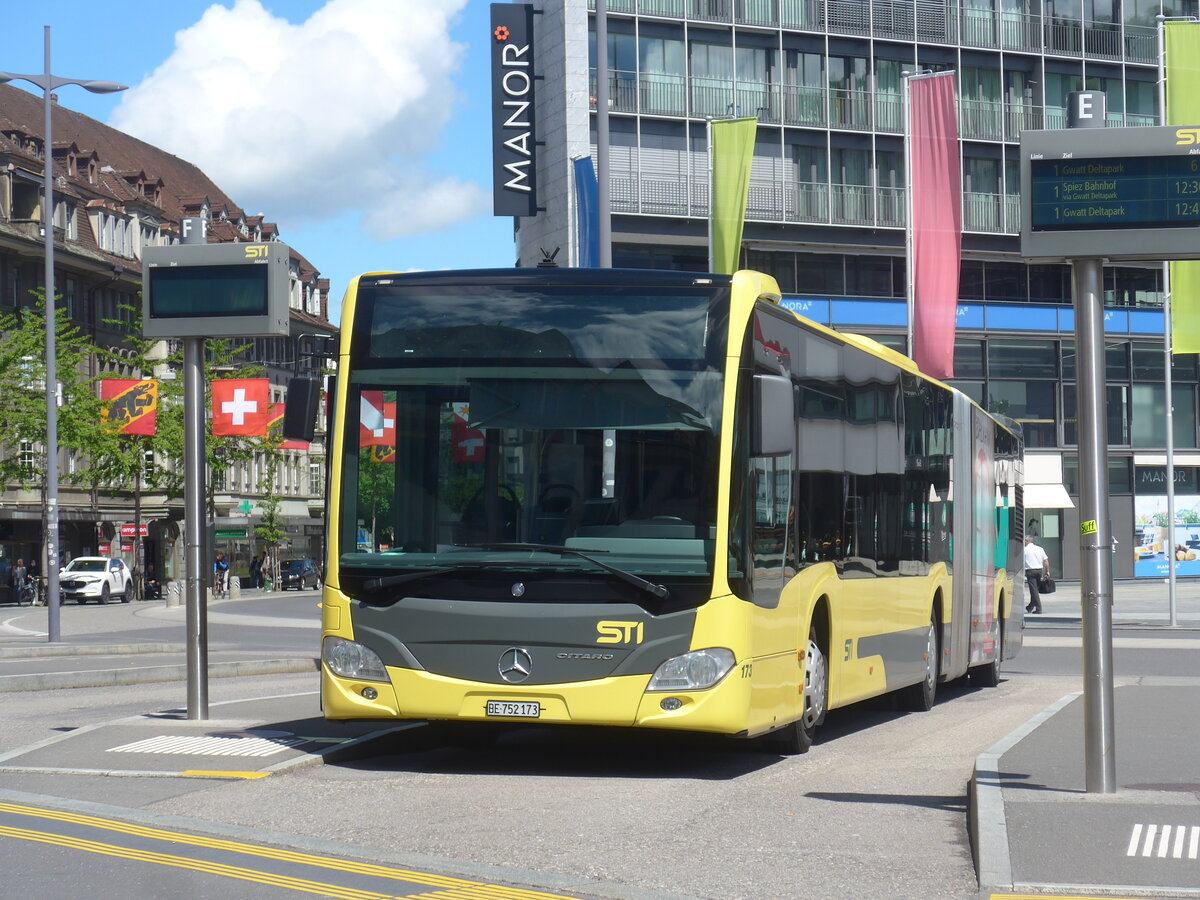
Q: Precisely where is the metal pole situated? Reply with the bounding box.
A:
[1157,14,1179,626]
[1072,257,1117,794]
[595,0,612,268]
[183,338,209,719]
[902,70,914,357]
[41,26,62,643]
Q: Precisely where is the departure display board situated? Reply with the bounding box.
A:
[1030,155,1200,231]
[1021,125,1200,261]
[142,242,291,338]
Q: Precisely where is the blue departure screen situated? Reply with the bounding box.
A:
[1030,155,1200,231]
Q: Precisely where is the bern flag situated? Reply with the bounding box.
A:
[212,378,269,437]
[100,379,158,436]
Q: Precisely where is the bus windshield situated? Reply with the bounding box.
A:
[340,275,729,591]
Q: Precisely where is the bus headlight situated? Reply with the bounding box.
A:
[322,636,388,682]
[646,648,735,691]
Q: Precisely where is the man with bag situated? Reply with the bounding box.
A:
[1024,535,1051,614]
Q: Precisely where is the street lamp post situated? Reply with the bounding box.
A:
[0,26,126,642]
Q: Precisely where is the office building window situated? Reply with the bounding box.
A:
[989,380,1057,447]
[989,339,1058,379]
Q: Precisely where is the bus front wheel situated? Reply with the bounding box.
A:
[762,624,826,755]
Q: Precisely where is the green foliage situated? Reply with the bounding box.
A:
[254,458,286,548]
[204,338,275,520]
[0,291,104,488]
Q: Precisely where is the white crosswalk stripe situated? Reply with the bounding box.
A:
[106,734,305,757]
[1127,823,1200,860]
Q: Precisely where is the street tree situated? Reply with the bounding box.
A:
[90,302,185,597]
[0,292,107,578]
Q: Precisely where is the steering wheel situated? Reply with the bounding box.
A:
[537,483,580,506]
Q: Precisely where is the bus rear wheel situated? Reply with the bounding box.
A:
[763,625,826,755]
[969,620,1003,688]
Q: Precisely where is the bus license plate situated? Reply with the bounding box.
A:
[486,700,540,718]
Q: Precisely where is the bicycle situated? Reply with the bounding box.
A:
[213,569,230,600]
[17,577,37,607]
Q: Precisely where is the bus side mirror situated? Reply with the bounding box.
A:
[752,373,794,457]
[283,376,321,442]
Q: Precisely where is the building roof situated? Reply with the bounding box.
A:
[0,83,331,328]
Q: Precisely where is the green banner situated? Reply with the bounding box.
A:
[710,117,757,275]
[1166,22,1200,354]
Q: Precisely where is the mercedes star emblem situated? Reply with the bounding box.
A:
[498,647,533,683]
[511,582,526,597]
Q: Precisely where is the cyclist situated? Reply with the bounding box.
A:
[213,552,230,599]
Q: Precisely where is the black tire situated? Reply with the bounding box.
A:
[898,613,939,712]
[99,584,110,605]
[762,624,826,755]
[969,620,1003,688]
[120,585,131,604]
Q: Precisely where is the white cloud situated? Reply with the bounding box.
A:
[362,176,489,239]
[109,0,477,238]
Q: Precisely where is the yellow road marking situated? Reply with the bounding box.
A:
[0,803,579,899]
[179,770,272,780]
[0,824,393,900]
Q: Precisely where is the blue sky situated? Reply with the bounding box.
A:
[3,0,515,321]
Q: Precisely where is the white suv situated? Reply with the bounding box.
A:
[60,557,131,604]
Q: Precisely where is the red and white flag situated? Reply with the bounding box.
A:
[909,71,961,381]
[212,378,269,437]
[360,391,396,448]
[452,402,485,463]
[268,402,310,450]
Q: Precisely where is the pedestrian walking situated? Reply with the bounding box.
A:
[12,558,28,605]
[1024,535,1050,614]
[250,555,261,589]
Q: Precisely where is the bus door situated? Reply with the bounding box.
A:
[947,392,975,679]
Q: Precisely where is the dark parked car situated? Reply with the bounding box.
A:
[279,558,320,591]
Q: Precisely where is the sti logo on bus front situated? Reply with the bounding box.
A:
[596,621,644,644]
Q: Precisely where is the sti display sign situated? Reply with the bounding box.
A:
[490,3,537,217]
[141,242,291,339]
[1021,125,1200,261]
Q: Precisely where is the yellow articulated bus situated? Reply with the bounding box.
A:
[318,268,1024,753]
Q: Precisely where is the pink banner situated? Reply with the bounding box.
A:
[910,73,961,381]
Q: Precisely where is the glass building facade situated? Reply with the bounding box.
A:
[518,0,1200,580]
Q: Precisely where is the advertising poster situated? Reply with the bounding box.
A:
[1133,466,1200,577]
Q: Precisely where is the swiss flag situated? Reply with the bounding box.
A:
[212,378,269,436]
[360,391,396,448]
[452,402,484,463]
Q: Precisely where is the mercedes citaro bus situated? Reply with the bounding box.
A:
[316,268,1024,753]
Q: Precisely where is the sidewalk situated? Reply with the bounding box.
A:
[0,587,319,691]
[972,579,1200,897]
[1025,576,1200,626]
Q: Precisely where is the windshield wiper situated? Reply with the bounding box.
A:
[464,542,669,600]
[362,567,459,593]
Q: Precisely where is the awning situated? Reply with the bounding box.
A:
[1025,453,1075,509]
[1133,453,1200,466]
